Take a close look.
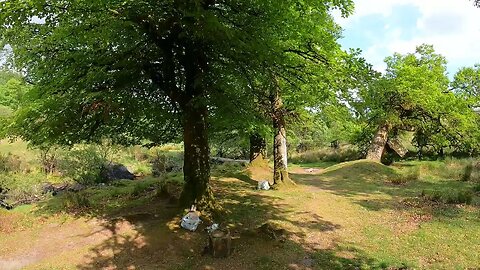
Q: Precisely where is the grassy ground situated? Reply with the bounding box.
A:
[1,143,480,269]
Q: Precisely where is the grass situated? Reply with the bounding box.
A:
[289,146,361,164]
[1,141,480,269]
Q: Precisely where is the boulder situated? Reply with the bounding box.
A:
[101,163,135,181]
[0,199,12,210]
[0,188,11,210]
[42,183,86,196]
[257,180,270,190]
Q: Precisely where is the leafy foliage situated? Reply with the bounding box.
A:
[58,145,108,185]
[452,64,480,103]
[352,45,479,155]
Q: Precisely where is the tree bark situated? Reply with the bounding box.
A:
[271,89,295,187]
[180,101,213,208]
[249,133,267,166]
[366,123,390,162]
[179,41,214,210]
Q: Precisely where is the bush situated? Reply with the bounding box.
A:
[151,152,183,177]
[62,192,90,210]
[153,144,183,152]
[58,145,108,185]
[130,181,157,197]
[38,146,60,174]
[0,173,47,204]
[0,153,24,173]
[390,169,420,185]
[461,162,480,182]
[289,146,361,164]
[421,189,473,205]
[131,145,150,162]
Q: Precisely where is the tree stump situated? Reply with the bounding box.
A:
[208,229,231,258]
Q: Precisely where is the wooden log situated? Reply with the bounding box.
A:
[208,229,231,258]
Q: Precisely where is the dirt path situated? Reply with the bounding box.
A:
[0,218,122,269]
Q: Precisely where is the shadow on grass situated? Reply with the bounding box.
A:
[24,172,398,270]
[290,160,479,220]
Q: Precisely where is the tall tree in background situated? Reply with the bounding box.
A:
[0,70,29,138]
[360,45,478,161]
[0,1,354,208]
[452,65,480,102]
[363,45,447,161]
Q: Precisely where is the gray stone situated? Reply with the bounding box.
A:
[101,163,135,181]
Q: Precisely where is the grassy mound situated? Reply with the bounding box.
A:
[322,160,398,181]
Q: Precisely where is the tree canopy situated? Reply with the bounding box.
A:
[0,0,355,207]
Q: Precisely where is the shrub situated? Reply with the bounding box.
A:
[151,152,183,177]
[131,146,150,162]
[0,153,23,173]
[38,146,61,174]
[473,183,480,193]
[131,181,155,197]
[443,190,473,205]
[62,192,90,210]
[58,145,108,185]
[421,189,473,205]
[461,162,480,182]
[421,189,442,202]
[390,169,420,185]
[289,146,361,164]
[154,144,183,152]
[461,163,473,182]
[0,173,47,204]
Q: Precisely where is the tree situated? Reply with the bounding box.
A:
[360,45,474,161]
[452,65,480,102]
[0,1,354,208]
[0,70,29,139]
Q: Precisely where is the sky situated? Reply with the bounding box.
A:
[333,0,480,77]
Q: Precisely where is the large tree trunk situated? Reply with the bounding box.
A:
[271,90,295,187]
[180,102,213,208]
[249,133,267,166]
[179,42,214,210]
[366,123,390,162]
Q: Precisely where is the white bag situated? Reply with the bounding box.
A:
[181,205,201,231]
[258,180,270,190]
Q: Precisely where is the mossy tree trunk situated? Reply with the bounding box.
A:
[249,133,267,165]
[271,89,295,187]
[180,101,213,208]
[366,123,390,162]
[179,42,214,210]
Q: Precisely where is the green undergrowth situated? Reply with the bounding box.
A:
[2,141,480,269]
[286,159,480,269]
[37,174,184,216]
[289,146,361,164]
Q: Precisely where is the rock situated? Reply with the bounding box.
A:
[101,163,135,181]
[69,183,85,192]
[300,257,315,267]
[0,199,12,210]
[42,183,86,195]
[258,180,270,190]
[42,183,67,195]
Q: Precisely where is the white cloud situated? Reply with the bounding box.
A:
[338,0,480,75]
